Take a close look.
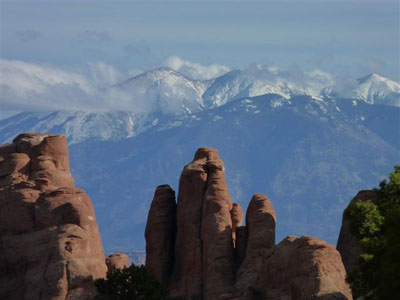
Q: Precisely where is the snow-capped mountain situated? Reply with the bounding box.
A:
[1,68,399,145]
[202,67,334,108]
[353,73,400,106]
[113,67,209,114]
[0,68,210,144]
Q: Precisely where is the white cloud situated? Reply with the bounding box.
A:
[0,59,127,112]
[163,56,230,80]
[0,59,93,97]
[0,59,203,115]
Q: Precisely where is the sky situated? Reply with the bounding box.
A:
[0,0,399,118]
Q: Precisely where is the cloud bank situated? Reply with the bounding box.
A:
[1,57,232,113]
[0,59,128,112]
[2,57,394,116]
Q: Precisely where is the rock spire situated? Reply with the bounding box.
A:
[145,147,352,300]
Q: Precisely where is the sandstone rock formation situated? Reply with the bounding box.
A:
[145,147,352,300]
[0,133,107,300]
[106,253,129,271]
[145,184,176,286]
[337,190,378,274]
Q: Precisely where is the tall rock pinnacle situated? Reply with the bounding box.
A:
[145,184,176,286]
[201,150,235,299]
[145,147,353,300]
[170,148,210,298]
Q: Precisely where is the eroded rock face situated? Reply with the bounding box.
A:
[337,190,378,275]
[145,147,352,300]
[0,133,107,300]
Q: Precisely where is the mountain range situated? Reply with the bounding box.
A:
[0,67,399,252]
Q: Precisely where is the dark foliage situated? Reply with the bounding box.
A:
[345,166,400,299]
[94,264,185,300]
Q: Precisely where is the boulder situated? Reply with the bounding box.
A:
[106,254,129,270]
[0,133,107,300]
[253,236,353,300]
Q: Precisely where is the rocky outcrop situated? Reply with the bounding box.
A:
[106,253,129,271]
[145,147,352,300]
[0,133,107,300]
[337,190,378,274]
[253,236,352,300]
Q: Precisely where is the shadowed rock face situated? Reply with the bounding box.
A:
[0,133,107,300]
[145,147,353,300]
[336,190,378,275]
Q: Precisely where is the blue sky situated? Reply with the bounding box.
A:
[1,0,399,79]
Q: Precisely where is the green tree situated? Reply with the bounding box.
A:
[345,166,400,299]
[94,264,184,300]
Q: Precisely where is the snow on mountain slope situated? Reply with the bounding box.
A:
[202,69,399,109]
[202,67,334,108]
[113,67,209,114]
[0,111,139,144]
[353,73,400,106]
